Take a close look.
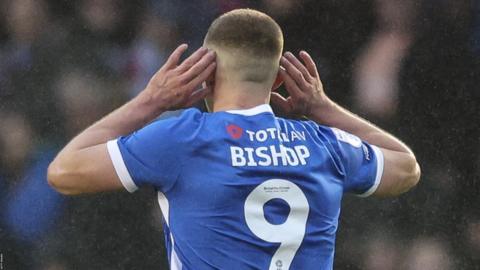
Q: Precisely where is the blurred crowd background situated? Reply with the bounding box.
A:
[0,0,479,269]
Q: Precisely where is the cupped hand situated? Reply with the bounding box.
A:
[142,44,216,112]
[271,51,332,118]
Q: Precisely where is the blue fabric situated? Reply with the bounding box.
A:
[473,1,480,55]
[4,149,65,242]
[116,107,381,270]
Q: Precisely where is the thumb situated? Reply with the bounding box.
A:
[270,92,292,114]
[185,87,212,107]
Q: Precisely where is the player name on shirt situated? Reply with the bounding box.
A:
[230,127,310,167]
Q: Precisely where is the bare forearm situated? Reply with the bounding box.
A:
[63,95,161,152]
[55,45,215,156]
[47,45,215,195]
[276,51,420,197]
[309,100,413,154]
[47,95,161,194]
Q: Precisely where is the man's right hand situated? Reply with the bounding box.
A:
[140,44,217,114]
[48,44,217,195]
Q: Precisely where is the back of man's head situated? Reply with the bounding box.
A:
[204,9,283,85]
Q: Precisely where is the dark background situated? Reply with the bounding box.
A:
[0,0,479,269]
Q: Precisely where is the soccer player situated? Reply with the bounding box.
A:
[48,9,421,270]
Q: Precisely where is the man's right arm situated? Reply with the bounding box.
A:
[48,45,216,195]
[271,51,420,197]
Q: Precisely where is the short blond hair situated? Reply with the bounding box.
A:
[204,9,283,83]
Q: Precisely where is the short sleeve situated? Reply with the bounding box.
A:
[107,109,202,193]
[328,127,384,197]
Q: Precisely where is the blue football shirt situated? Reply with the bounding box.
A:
[107,104,384,270]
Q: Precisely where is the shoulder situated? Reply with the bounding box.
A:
[286,119,350,172]
[147,108,205,134]
[274,117,343,155]
[277,118,338,143]
[298,120,362,148]
[159,107,204,125]
[118,108,206,150]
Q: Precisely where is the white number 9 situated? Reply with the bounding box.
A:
[244,179,310,270]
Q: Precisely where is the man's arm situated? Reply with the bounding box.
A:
[271,51,420,197]
[48,45,216,195]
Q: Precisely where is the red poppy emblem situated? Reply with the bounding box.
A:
[226,124,243,139]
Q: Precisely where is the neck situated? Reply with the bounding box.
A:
[211,81,271,112]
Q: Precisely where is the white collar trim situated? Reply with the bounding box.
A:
[225,104,273,116]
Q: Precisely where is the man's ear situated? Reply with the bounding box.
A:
[271,70,283,91]
[205,69,216,89]
[203,69,216,112]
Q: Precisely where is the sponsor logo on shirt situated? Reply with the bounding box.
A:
[331,128,362,148]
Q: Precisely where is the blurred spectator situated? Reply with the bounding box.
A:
[362,231,399,270]
[126,11,178,97]
[473,0,480,56]
[261,0,302,19]
[47,68,166,269]
[466,219,480,266]
[353,0,417,119]
[403,237,454,270]
[266,0,376,107]
[0,109,64,269]
[61,0,144,76]
[396,0,478,235]
[53,68,125,136]
[0,0,66,140]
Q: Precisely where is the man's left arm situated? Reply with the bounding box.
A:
[48,45,216,195]
[271,51,420,197]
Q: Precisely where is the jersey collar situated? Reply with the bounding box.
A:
[225,104,274,116]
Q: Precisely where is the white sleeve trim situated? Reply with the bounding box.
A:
[357,145,384,198]
[107,139,139,193]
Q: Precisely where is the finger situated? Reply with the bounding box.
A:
[284,52,313,82]
[185,87,212,107]
[299,51,320,78]
[271,66,286,92]
[270,92,292,113]
[280,56,310,90]
[177,47,209,72]
[184,61,216,92]
[163,44,188,70]
[279,67,303,98]
[181,50,216,83]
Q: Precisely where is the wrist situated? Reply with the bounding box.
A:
[134,90,168,116]
[129,92,167,124]
[307,97,336,123]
